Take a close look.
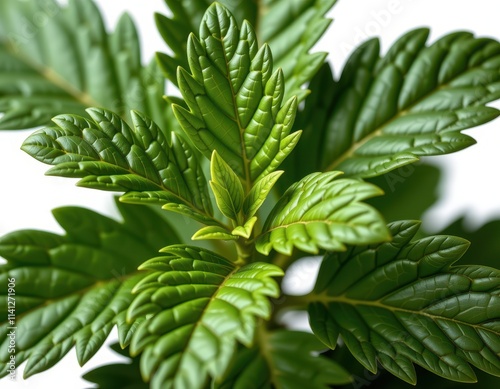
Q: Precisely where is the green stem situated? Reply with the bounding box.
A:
[235,237,254,263]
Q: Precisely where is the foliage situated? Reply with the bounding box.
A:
[1,0,500,388]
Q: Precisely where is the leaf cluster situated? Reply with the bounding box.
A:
[2,1,500,388]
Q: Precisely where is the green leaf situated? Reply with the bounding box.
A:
[308,220,500,384]
[21,108,213,218]
[172,3,301,185]
[155,0,334,100]
[232,216,258,239]
[260,0,337,101]
[216,330,352,389]
[83,343,147,389]
[192,225,238,241]
[256,172,390,256]
[291,29,500,179]
[210,151,244,222]
[0,200,179,378]
[243,170,283,219]
[127,245,283,389]
[155,0,258,87]
[0,0,169,130]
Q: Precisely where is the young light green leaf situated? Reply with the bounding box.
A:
[172,3,301,187]
[21,108,213,219]
[307,220,500,384]
[243,170,284,219]
[232,216,258,239]
[256,172,390,256]
[155,0,334,100]
[210,151,244,222]
[290,29,500,180]
[0,0,169,130]
[0,200,179,378]
[127,245,283,389]
[192,225,238,241]
[216,330,352,389]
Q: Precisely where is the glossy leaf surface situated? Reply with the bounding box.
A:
[308,220,500,384]
[155,0,335,100]
[210,151,244,222]
[173,3,301,186]
[257,172,390,255]
[127,245,283,389]
[290,29,500,180]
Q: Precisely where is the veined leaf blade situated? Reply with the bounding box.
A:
[257,172,390,256]
[289,29,500,180]
[127,245,283,389]
[307,220,500,384]
[0,200,179,378]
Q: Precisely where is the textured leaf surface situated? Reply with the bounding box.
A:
[156,0,334,100]
[243,170,283,219]
[173,3,301,186]
[0,0,169,130]
[210,151,244,222]
[0,201,179,378]
[289,29,500,180]
[217,330,352,389]
[257,172,390,256]
[308,220,500,384]
[127,245,283,389]
[21,108,213,218]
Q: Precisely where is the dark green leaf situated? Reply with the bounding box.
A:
[308,220,500,384]
[216,330,352,389]
[155,0,334,100]
[438,217,500,269]
[366,163,441,222]
[0,200,179,378]
[82,343,147,389]
[0,0,169,130]
[291,29,500,179]
[260,0,337,101]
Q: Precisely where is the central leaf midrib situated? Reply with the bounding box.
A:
[1,270,139,328]
[170,265,240,378]
[3,42,101,111]
[215,32,253,193]
[2,38,134,124]
[316,293,500,338]
[65,137,217,224]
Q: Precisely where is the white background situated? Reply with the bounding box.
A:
[2,0,500,387]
